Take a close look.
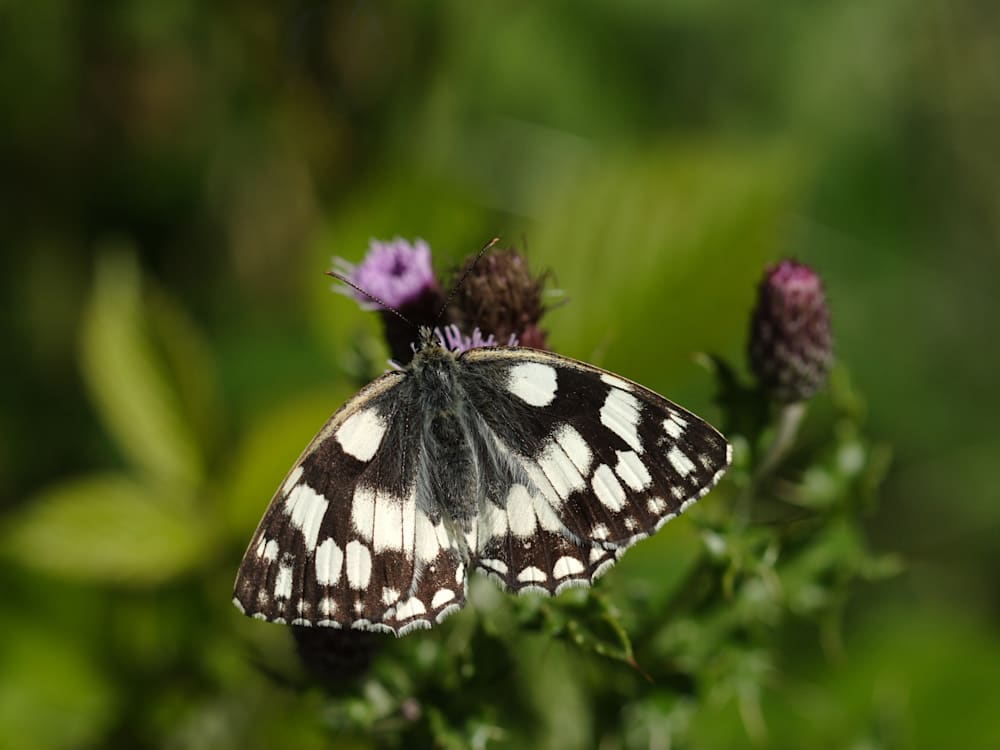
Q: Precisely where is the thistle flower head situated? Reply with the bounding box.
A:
[449,247,550,350]
[333,237,447,364]
[749,260,833,403]
[432,324,518,355]
[333,237,438,311]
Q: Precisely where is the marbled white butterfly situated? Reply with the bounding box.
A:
[233,327,731,636]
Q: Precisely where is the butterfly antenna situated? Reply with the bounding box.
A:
[434,236,500,323]
[325,270,418,331]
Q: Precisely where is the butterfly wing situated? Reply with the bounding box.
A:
[459,347,731,594]
[232,371,468,636]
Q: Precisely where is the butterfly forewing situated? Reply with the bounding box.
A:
[233,371,469,636]
[459,347,731,595]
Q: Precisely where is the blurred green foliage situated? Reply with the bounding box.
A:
[2,0,998,748]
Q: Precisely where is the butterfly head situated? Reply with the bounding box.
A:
[411,326,457,370]
[414,325,445,354]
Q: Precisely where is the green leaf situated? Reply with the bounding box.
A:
[3,474,213,585]
[145,284,224,465]
[221,387,357,538]
[530,141,803,402]
[79,248,203,486]
[528,588,637,668]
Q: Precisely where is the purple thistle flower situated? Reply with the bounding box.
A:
[333,237,446,364]
[333,237,438,311]
[431,324,518,355]
[749,259,833,403]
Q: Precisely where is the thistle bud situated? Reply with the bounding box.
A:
[449,247,549,350]
[748,260,832,403]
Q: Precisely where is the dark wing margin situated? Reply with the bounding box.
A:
[232,370,468,637]
[459,346,731,595]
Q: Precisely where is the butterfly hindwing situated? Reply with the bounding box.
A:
[232,371,469,636]
[460,347,731,594]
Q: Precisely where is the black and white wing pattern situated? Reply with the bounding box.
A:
[233,340,730,636]
[457,347,730,595]
[233,371,471,636]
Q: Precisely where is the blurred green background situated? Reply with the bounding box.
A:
[2,1,999,748]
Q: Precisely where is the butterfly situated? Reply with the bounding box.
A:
[233,327,731,636]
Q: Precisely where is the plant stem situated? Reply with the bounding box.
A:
[737,401,807,525]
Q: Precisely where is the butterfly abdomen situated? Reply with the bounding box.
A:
[420,410,477,523]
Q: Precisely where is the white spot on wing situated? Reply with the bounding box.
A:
[464,524,479,551]
[345,540,372,589]
[351,486,376,542]
[274,563,293,599]
[553,556,585,579]
[668,446,696,477]
[591,463,626,511]
[554,424,592,474]
[281,465,304,496]
[655,512,677,530]
[506,484,538,538]
[663,417,684,439]
[285,483,329,551]
[398,619,432,635]
[402,487,416,558]
[647,497,668,514]
[394,597,427,620]
[600,389,643,453]
[434,520,450,550]
[478,499,509,546]
[382,587,400,606]
[517,566,547,584]
[414,509,441,564]
[530,490,565,532]
[508,362,557,407]
[336,408,387,461]
[319,597,336,616]
[480,558,508,576]
[372,491,404,552]
[524,463,561,509]
[431,589,455,609]
[315,538,344,585]
[601,373,633,391]
[538,440,586,501]
[615,450,652,491]
[436,604,462,623]
[260,539,278,562]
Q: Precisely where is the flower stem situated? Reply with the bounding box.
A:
[737,401,807,524]
[757,401,806,479]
